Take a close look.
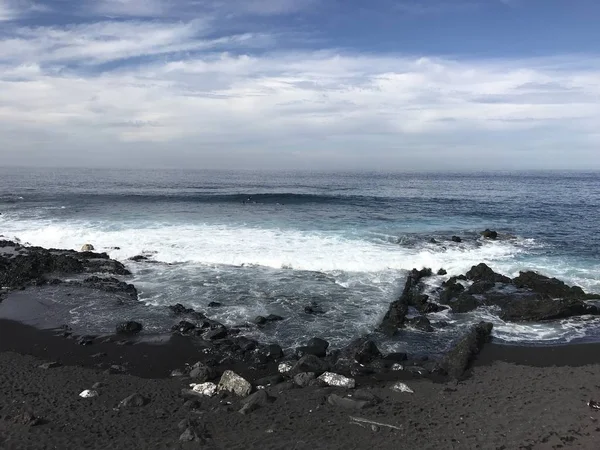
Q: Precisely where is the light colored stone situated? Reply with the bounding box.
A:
[278,362,293,374]
[79,389,98,398]
[81,244,95,252]
[391,363,404,371]
[217,370,252,397]
[317,372,356,389]
[390,382,414,394]
[190,382,217,397]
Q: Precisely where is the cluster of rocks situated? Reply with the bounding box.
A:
[379,262,600,335]
[0,240,131,294]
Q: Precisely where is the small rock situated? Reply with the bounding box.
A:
[289,355,330,377]
[171,369,185,377]
[92,382,103,389]
[190,382,217,397]
[307,337,329,351]
[179,427,201,442]
[208,301,222,307]
[278,362,293,375]
[76,335,94,346]
[79,390,99,398]
[190,362,216,382]
[204,327,227,340]
[106,365,126,375]
[296,345,327,358]
[327,394,368,410]
[217,370,252,397]
[118,393,149,408]
[481,229,498,239]
[293,372,316,387]
[116,321,143,335]
[304,302,325,315]
[38,362,61,370]
[390,382,414,394]
[81,244,95,252]
[239,390,274,415]
[13,411,42,426]
[91,352,107,359]
[451,236,462,243]
[437,268,447,276]
[264,343,284,360]
[318,372,356,389]
[353,389,380,404]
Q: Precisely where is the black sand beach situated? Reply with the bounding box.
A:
[2,241,600,449]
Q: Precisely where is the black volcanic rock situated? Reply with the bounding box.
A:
[465,263,511,284]
[481,229,498,239]
[513,271,588,299]
[439,322,493,379]
[451,236,462,243]
[116,321,143,334]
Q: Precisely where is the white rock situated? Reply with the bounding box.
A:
[391,363,404,371]
[217,370,252,397]
[390,382,414,394]
[79,389,98,398]
[317,372,356,389]
[81,244,95,252]
[278,362,293,374]
[189,382,217,397]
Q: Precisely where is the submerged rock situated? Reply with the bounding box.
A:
[439,321,493,379]
[481,229,498,239]
[217,370,252,397]
[116,321,143,335]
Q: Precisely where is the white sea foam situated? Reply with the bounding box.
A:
[0,218,527,276]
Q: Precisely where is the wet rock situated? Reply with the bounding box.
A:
[296,345,327,358]
[38,361,61,369]
[445,293,481,313]
[278,362,293,375]
[190,362,216,382]
[385,352,408,362]
[254,314,284,326]
[437,268,447,276]
[168,303,206,320]
[465,263,511,284]
[318,372,356,389]
[467,281,496,295]
[129,255,148,262]
[304,302,325,315]
[116,321,143,335]
[208,301,222,307]
[289,355,330,377]
[82,276,137,299]
[173,320,196,334]
[218,370,252,397]
[307,337,329,352]
[81,244,95,252]
[293,372,316,387]
[342,338,382,366]
[327,394,369,410]
[118,393,149,408]
[179,428,202,443]
[239,390,274,415]
[498,295,600,322]
[76,335,94,346]
[257,343,283,361]
[353,389,380,404]
[406,316,434,332]
[451,236,462,243]
[481,229,498,239]
[513,271,589,299]
[204,327,227,340]
[379,268,434,333]
[440,321,493,379]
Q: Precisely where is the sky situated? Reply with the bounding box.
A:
[0,0,599,170]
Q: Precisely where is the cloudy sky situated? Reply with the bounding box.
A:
[1,0,599,170]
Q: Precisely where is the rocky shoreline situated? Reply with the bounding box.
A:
[3,239,600,448]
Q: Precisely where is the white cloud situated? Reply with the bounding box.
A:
[0,18,599,169]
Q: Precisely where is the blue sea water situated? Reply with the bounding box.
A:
[1,167,599,354]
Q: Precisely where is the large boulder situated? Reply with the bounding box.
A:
[513,271,589,299]
[439,322,493,379]
[333,337,382,373]
[217,370,252,397]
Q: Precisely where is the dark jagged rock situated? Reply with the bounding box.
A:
[204,327,227,340]
[81,276,138,300]
[168,303,206,320]
[497,295,599,322]
[76,335,94,346]
[481,229,498,239]
[439,322,493,379]
[289,355,330,377]
[189,362,216,382]
[254,314,284,326]
[172,320,196,334]
[129,255,148,262]
[255,374,283,387]
[307,337,330,352]
[467,281,496,295]
[334,337,382,373]
[208,301,222,307]
[437,268,447,276]
[379,268,436,334]
[445,293,481,313]
[407,316,434,332]
[384,352,408,362]
[513,271,588,299]
[239,390,274,415]
[451,236,462,243]
[296,345,327,358]
[438,277,465,304]
[116,321,143,334]
[293,372,316,387]
[465,263,511,283]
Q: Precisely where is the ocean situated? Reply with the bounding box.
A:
[1,167,599,355]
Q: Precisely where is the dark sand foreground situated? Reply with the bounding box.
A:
[2,319,600,450]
